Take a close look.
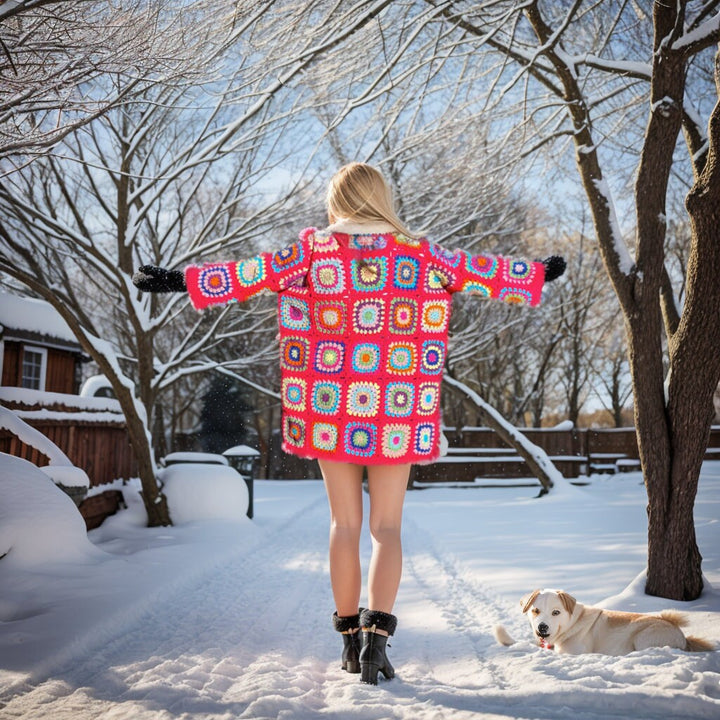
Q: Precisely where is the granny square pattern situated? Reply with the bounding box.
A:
[185,227,545,464]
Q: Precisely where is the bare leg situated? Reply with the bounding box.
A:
[366,463,411,614]
[318,459,364,617]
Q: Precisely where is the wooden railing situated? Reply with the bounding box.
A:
[412,425,720,485]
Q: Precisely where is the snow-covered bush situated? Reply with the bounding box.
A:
[158,463,249,524]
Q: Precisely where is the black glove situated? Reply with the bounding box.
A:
[542,256,566,282]
[132,265,187,293]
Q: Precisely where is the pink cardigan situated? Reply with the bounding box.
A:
[185,227,545,465]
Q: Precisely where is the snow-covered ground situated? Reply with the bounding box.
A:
[1,456,719,720]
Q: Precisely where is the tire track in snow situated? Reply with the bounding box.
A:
[400,512,511,690]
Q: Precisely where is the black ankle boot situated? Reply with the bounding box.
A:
[332,611,362,673]
[359,609,397,685]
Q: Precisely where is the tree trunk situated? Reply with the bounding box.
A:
[522,0,712,599]
[652,50,720,598]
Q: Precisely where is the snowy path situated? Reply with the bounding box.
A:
[2,476,720,720]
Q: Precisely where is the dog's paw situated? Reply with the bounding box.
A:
[493,624,516,646]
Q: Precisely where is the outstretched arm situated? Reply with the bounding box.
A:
[133,228,316,311]
[426,242,564,306]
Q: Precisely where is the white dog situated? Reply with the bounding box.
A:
[493,588,714,655]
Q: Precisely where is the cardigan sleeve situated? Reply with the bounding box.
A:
[184,228,316,311]
[426,241,546,307]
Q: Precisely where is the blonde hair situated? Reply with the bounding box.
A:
[326,162,415,237]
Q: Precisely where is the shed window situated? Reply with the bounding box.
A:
[21,347,47,390]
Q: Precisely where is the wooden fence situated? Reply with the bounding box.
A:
[1,392,137,529]
[0,422,137,486]
[412,425,720,485]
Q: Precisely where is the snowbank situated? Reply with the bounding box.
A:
[0,462,717,720]
[0,453,100,566]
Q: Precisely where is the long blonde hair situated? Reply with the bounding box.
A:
[326,162,415,237]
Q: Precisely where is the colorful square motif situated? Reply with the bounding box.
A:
[314,341,345,374]
[414,423,435,454]
[395,233,421,247]
[425,265,454,293]
[466,253,498,278]
[506,259,534,282]
[351,257,388,292]
[198,265,233,298]
[278,271,307,290]
[236,256,265,287]
[312,422,338,452]
[385,383,415,417]
[281,377,306,412]
[382,424,411,458]
[284,416,305,448]
[462,281,491,297]
[389,298,417,335]
[420,340,445,374]
[346,382,380,417]
[421,300,449,333]
[280,337,309,372]
[279,296,310,331]
[348,235,387,250]
[315,301,346,334]
[272,243,304,274]
[344,423,377,457]
[352,299,384,334]
[430,243,461,267]
[393,256,419,290]
[351,343,381,373]
[313,232,340,253]
[417,382,439,415]
[498,288,533,305]
[312,259,345,294]
[387,343,417,375]
[312,381,341,414]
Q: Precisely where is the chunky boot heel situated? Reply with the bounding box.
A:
[359,609,397,685]
[333,610,362,674]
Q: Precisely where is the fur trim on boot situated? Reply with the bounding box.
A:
[332,611,360,633]
[360,609,397,636]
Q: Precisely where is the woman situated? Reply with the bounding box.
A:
[133,162,565,684]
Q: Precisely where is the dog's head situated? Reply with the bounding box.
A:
[520,589,577,645]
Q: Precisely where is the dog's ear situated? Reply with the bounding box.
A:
[520,589,540,614]
[557,591,577,615]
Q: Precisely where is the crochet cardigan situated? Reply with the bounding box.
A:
[185,224,545,465]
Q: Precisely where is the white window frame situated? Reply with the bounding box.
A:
[21,345,48,391]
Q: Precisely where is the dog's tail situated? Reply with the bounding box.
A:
[659,610,688,627]
[659,612,715,651]
[493,624,516,646]
[685,636,715,652]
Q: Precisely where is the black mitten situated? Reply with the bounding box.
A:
[132,265,187,293]
[542,256,566,282]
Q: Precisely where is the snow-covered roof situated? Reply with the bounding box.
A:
[0,387,122,413]
[0,291,80,348]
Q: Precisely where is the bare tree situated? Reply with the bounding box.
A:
[407,0,719,600]
[299,0,719,599]
[0,0,394,525]
[0,0,228,164]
